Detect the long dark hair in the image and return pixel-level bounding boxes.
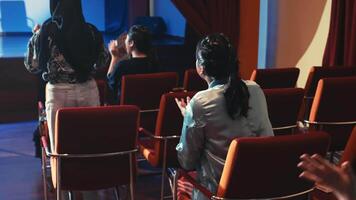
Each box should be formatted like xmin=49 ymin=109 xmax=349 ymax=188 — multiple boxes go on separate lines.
xmin=127 ymin=25 xmax=158 ymax=68
xmin=196 ymin=33 xmax=250 ymax=119
xmin=40 ymin=0 xmax=100 ymax=82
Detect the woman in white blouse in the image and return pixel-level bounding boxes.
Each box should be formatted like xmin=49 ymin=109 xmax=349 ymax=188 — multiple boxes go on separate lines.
xmin=175 ymin=33 xmax=274 ymax=200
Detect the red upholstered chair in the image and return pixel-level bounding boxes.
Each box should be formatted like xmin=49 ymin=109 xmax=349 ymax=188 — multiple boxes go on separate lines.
xmin=180 ymin=132 xmax=330 ymax=200
xmin=311 ymin=126 xmax=356 ymax=200
xmin=250 ymin=67 xmax=300 ymax=89
xmin=120 ymin=72 xmax=178 ymax=133
xmin=182 ymin=69 xmax=207 ymax=92
xmin=300 ymin=66 xmax=356 ymax=120
xmin=95 ymin=79 xmax=108 ymax=106
xmin=263 ymin=88 xmax=304 ymax=135
xmin=40 ymin=106 xmax=140 ymax=200
xmin=305 ymin=77 xmax=356 ymax=157
xmin=138 ymin=91 xmax=196 ymax=200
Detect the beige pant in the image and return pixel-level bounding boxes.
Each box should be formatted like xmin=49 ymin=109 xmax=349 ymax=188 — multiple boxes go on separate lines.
xmin=45 ymin=79 xmax=100 ymax=152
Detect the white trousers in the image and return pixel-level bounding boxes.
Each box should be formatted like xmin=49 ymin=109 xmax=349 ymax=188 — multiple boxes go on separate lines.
xmin=45 ymin=79 xmax=100 ymax=152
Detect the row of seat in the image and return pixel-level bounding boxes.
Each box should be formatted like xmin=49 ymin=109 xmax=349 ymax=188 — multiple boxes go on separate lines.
xmin=39 ymin=66 xmax=356 ymax=199
xmin=38 ymin=102 xmax=356 ymax=200
xmin=96 ymin=69 xmax=356 ymax=199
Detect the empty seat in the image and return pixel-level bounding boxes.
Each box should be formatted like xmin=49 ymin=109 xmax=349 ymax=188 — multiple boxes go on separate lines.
xmin=300 ymin=66 xmax=356 ymax=120
xmin=138 ymin=91 xmax=196 ymax=200
xmin=263 ymin=88 xmax=304 ymax=135
xmin=41 ymin=106 xmax=139 ymax=200
xmin=305 ymin=76 xmax=356 ymax=154
xmin=250 ymin=67 xmax=300 ymax=89
xmin=121 ymin=72 xmax=179 ymax=132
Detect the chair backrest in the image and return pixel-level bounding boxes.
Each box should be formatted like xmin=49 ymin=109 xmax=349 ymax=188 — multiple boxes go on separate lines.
xmin=54 ymin=105 xmax=139 ymax=190
xmin=309 ymin=77 xmax=356 ymax=151
xmin=120 ymin=72 xmax=178 ymax=132
xmin=304 ymin=66 xmax=356 ymax=98
xmin=149 ymin=91 xmax=196 ymax=167
xmin=250 ymin=67 xmax=300 ymax=89
xmin=341 ymin=126 xmax=356 ymax=171
xmin=217 ymin=132 xmax=330 ymax=199
xmin=263 ymin=88 xmax=304 ymax=135
xmin=183 ymin=69 xmax=207 ymax=91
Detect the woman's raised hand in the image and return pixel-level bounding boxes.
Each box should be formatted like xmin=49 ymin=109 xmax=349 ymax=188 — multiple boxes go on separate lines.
xmin=175 ymin=96 xmax=191 ymax=117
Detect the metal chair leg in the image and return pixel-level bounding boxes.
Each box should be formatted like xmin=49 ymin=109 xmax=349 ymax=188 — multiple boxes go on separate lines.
xmin=114 ymin=186 xmax=120 ymax=200
xmin=41 ymin=148 xmax=48 ymax=200
xmin=173 ymin=169 xmax=179 ymax=200
xmin=68 ymin=191 xmax=74 ymax=200
xmin=160 ymin=139 xmax=168 ymax=200
xmin=56 ymin=158 xmax=62 ymax=200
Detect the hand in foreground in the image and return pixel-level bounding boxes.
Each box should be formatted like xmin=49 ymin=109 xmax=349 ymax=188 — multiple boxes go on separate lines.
xmin=175 ymin=97 xmax=191 ymax=117
xmin=298 ymin=154 xmax=356 ymax=200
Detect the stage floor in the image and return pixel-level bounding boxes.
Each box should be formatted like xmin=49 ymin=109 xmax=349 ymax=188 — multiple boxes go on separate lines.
xmin=0 ymin=34 xmax=184 ymax=58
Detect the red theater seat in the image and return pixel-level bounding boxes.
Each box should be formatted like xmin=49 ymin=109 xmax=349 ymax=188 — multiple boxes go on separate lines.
xmin=40 ymin=106 xmax=139 ymax=200
xmin=182 ymin=69 xmax=207 ymax=92
xmin=263 ymin=88 xmax=304 ymax=135
xmin=180 ymin=132 xmax=330 ymax=200
xmin=120 ymin=72 xmax=178 ymax=132
xmin=300 ymin=66 xmax=356 ymax=120
xmin=250 ymin=67 xmax=300 ymax=89
xmin=138 ymin=91 xmax=196 ymax=200
xmin=305 ymin=77 xmax=356 ymax=154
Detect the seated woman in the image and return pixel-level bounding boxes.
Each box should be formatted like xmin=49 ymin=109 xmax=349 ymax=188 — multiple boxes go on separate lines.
xmin=175 ymin=34 xmax=274 ymax=200
xmin=107 ymin=25 xmax=159 ymax=104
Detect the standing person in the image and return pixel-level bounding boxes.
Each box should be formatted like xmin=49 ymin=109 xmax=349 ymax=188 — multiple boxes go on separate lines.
xmin=107 ymin=25 xmax=159 ymax=104
xmin=24 ymin=0 xmax=109 ymax=152
xmin=175 ymin=34 xmax=274 ymax=200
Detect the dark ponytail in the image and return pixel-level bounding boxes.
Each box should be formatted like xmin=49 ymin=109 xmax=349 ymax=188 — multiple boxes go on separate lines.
xmin=196 ymin=34 xmax=250 ymax=119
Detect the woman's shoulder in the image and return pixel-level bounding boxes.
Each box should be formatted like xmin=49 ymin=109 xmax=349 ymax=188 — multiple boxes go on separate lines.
xmin=243 ymin=80 xmax=264 ymax=95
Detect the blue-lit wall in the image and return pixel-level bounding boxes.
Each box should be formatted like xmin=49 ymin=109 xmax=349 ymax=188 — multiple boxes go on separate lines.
xmin=154 ymin=0 xmax=185 ymax=37
xmin=0 ymin=0 xmax=105 ymax=33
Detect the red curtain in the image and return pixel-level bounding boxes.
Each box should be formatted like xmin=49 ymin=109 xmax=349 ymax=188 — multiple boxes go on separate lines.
xmin=171 ymin=0 xmax=240 ymax=46
xmin=323 ymin=0 xmax=356 ymax=66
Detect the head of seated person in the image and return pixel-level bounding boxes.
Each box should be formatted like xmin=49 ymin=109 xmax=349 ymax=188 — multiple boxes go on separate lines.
xmin=106 ymin=25 xmax=158 ymax=104
xmin=195 ymin=33 xmax=249 ymax=119
xmin=125 ymin=25 xmax=152 ymax=58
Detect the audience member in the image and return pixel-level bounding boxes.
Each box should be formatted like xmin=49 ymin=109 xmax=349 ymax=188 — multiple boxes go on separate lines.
xmin=175 ymin=33 xmax=273 ymax=200
xmin=299 ymin=154 xmax=356 ymax=200
xmin=107 ymin=25 xmax=159 ymax=104
xmin=24 ymin=0 xmax=109 ymax=152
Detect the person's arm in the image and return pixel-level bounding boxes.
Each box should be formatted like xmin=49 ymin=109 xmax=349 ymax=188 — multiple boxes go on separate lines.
xmin=107 ymin=40 xmax=121 ymax=76
xmin=298 ymin=154 xmax=356 ymax=200
xmin=176 ymin=98 xmax=206 ymax=170
xmin=24 ymin=24 xmax=42 ymax=74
